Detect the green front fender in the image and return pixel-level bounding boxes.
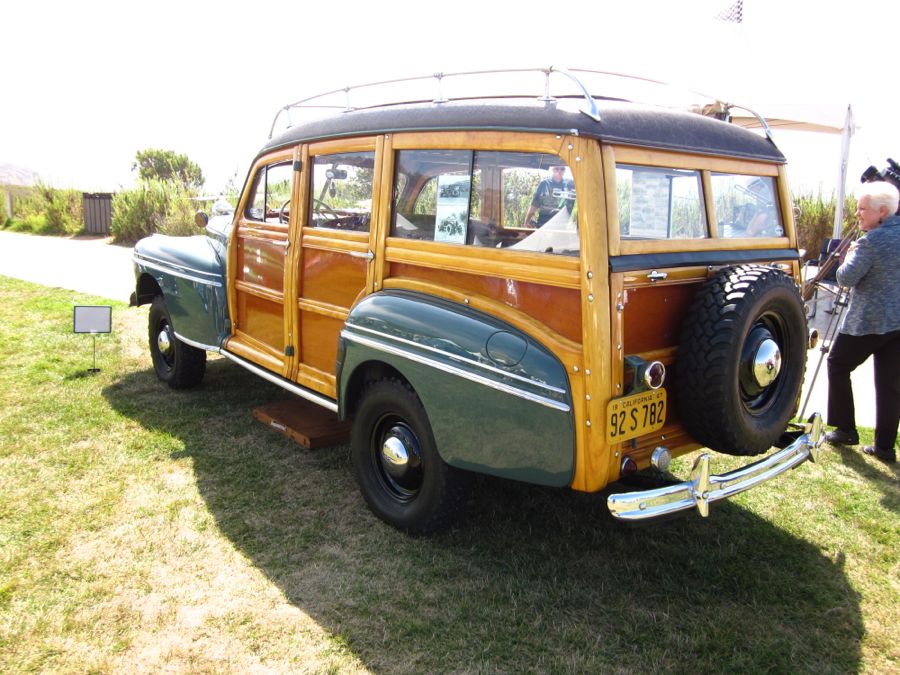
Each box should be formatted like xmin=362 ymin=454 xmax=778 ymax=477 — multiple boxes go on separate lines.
xmin=338 ymin=290 xmax=575 ymax=487
xmin=132 ymin=233 xmax=230 ymax=348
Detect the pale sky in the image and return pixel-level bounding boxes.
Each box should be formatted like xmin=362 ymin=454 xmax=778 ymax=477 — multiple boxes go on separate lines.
xmin=2 ymin=0 xmax=896 ymax=196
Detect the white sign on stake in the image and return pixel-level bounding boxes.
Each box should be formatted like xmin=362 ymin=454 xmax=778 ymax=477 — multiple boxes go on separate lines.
xmin=73 ymin=305 xmax=112 ymax=334
xmin=73 ymin=305 xmax=112 ymax=372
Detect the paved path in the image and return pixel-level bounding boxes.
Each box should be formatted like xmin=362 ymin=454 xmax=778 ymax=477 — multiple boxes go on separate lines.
xmin=0 ymin=230 xmax=135 ymax=302
xmin=0 ymin=229 xmax=876 ymax=427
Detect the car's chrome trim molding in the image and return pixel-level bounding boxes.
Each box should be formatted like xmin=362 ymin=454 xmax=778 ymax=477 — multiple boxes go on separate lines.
xmin=607 ymin=414 xmax=824 ymax=521
xmin=346 ymin=323 xmax=567 ymax=395
xmin=219 ymin=350 xmax=339 ymax=413
xmin=133 ymin=253 xmax=223 ymax=288
xmin=172 ymin=331 xmax=219 ymax=352
xmin=341 ymin=329 xmax=570 ymax=413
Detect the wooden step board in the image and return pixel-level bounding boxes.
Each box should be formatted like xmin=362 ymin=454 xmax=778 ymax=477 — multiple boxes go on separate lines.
xmin=253 ymin=399 xmax=351 ymax=449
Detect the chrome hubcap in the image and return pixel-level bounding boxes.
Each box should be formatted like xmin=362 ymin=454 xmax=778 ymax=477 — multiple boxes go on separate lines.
xmin=374 ymin=421 xmax=423 ymax=501
xmin=752 ymin=338 xmax=782 ymax=387
xmin=739 ymin=317 xmax=790 ymax=413
xmin=381 ymin=434 xmax=411 ymax=479
xmin=156 ymin=328 xmax=173 ymax=356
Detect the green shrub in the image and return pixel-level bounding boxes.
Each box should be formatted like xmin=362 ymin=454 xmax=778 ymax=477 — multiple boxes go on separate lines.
xmin=111 ymin=179 xmax=197 ymax=244
xmin=793 ymin=191 xmax=857 ymax=262
xmin=6 ymin=214 xmax=51 ymax=234
xmin=9 ymin=184 xmax=82 ymax=235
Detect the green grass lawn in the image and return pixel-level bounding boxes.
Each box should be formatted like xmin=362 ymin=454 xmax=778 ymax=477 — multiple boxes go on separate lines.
xmin=0 ymin=275 xmax=897 ymax=673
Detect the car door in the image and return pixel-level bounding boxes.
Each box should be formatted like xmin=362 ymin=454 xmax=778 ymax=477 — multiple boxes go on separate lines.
xmin=287 ymin=138 xmax=384 ymax=397
xmin=225 ymin=149 xmax=298 ymax=376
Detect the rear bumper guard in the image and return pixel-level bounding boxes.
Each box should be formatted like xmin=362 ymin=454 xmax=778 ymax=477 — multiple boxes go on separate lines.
xmin=607 ymin=414 xmax=824 ymax=521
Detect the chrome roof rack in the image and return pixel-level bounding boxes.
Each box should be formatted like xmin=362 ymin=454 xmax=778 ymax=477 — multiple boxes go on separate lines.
xmin=268 ymin=66 xmax=773 ymax=142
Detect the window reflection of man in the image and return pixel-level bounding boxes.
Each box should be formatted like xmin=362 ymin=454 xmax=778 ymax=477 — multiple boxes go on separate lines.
xmin=524 ymin=166 xmax=573 ymax=227
xmin=745 ymin=178 xmax=781 ymax=237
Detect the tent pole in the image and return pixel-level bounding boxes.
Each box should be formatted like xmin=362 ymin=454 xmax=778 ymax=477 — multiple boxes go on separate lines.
xmin=833 ymin=105 xmax=854 ymax=239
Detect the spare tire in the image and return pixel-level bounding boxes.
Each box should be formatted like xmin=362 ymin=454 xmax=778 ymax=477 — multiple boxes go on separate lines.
xmin=675 ymin=265 xmax=807 ymax=456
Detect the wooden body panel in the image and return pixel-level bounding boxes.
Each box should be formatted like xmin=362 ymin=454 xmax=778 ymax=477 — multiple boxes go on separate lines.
xmin=235 ymin=292 xmax=284 ymax=352
xmin=236 ymin=237 xmax=287 ymax=291
xmin=301 ymin=248 xmax=368 ymax=309
xmin=388 ymin=263 xmax=582 ymax=343
xmin=621 ymin=278 xmax=703 ymax=354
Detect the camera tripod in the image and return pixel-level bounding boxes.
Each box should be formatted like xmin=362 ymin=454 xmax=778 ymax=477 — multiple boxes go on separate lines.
xmin=799 ymin=281 xmax=851 ymax=420
xmin=798 ymin=229 xmax=858 ymax=420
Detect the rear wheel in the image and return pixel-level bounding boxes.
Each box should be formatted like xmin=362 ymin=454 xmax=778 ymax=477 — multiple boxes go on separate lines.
xmin=148 ymin=296 xmax=206 ymax=389
xmin=351 ymin=378 xmax=471 ymax=535
xmin=675 ymin=265 xmax=807 ymax=455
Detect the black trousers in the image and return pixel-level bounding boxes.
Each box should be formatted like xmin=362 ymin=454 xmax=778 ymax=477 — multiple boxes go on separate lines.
xmin=827 ymin=329 xmax=900 ymax=449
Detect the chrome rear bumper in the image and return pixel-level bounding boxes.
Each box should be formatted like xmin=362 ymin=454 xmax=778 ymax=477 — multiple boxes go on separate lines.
xmin=607 ymin=414 xmax=823 ymax=521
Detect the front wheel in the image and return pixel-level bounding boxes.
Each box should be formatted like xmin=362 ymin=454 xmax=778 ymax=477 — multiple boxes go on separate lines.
xmin=148 ymin=296 xmax=207 ymax=389
xmin=351 ymin=378 xmax=471 ymax=535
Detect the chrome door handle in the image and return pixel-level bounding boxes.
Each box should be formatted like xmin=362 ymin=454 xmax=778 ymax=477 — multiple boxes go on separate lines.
xmin=647 ymin=270 xmax=668 ymax=282
xmin=350 ymin=249 xmax=375 ymax=262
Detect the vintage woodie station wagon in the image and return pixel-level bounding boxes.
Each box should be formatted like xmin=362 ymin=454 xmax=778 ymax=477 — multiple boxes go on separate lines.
xmin=131 ymin=68 xmax=823 ymax=534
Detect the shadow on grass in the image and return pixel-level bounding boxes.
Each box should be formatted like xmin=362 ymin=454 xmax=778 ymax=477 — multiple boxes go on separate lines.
xmin=104 ymin=360 xmax=864 ymax=673
xmin=830 ymin=444 xmax=899 ymax=514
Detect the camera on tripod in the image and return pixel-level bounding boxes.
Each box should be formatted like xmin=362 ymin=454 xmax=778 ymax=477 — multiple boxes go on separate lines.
xmin=860 ymin=158 xmax=900 ymax=188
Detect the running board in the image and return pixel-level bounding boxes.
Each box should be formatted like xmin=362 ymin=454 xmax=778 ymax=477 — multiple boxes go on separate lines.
xmin=219 ymin=349 xmax=339 ymax=413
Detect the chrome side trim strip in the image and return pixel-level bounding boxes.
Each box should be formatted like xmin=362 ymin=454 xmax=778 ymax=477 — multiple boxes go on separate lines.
xmin=219 ymin=350 xmax=339 ymax=413
xmin=346 ymin=323 xmax=566 ymax=395
xmin=133 ymin=254 xmax=223 ymax=288
xmin=173 ymin=331 xmax=219 ymax=352
xmin=607 ymin=414 xmax=824 ymax=521
xmin=341 ymin=329 xmax=570 ymax=413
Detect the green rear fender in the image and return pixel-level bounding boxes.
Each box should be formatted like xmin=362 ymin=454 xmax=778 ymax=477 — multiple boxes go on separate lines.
xmin=338 ymin=290 xmax=575 ymax=487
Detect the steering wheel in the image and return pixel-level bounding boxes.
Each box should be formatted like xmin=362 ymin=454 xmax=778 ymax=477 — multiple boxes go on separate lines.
xmin=313 ymin=198 xmax=341 ymax=219
xmin=278 ymin=199 xmax=291 ymax=224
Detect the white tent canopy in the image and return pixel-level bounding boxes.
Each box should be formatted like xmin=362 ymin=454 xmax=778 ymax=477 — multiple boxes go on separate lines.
xmin=727 ymin=103 xmax=854 ymax=239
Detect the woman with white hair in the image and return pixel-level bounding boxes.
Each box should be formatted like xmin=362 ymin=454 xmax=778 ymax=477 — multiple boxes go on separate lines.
xmin=824 ymin=180 xmax=900 ymax=463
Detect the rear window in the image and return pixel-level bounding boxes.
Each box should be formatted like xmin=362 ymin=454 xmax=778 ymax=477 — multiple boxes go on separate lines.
xmin=711 ymin=174 xmax=783 ymax=238
xmin=616 ymin=165 xmax=707 ymax=239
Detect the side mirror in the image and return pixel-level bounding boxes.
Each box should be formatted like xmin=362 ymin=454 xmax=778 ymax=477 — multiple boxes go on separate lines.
xmin=195 ymin=211 xmax=209 ymax=228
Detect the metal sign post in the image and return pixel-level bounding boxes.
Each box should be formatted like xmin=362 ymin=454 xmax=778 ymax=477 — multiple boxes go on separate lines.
xmin=73 ymin=306 xmax=112 ymax=372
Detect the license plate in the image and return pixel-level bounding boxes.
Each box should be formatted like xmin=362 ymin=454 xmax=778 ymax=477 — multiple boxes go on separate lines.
xmin=606 ymin=389 xmax=667 ymax=444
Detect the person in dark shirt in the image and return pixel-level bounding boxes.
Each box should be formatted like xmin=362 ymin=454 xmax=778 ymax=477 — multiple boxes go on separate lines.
xmin=523 ymin=165 xmax=573 ymax=227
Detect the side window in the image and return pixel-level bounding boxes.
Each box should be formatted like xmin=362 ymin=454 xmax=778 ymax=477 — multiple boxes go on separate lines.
xmin=393 ymin=150 xmax=471 ymax=241
xmin=243 ymin=161 xmax=293 ymax=224
xmin=502 ymin=166 xmax=544 ymax=227
xmin=391 ymin=150 xmax=578 ymax=256
xmin=309 ymin=151 xmax=376 ymax=231
xmin=712 ymin=174 xmax=783 ymax=238
xmin=616 ymin=165 xmax=706 ymax=239
xmin=246 ymin=171 xmax=265 ymax=221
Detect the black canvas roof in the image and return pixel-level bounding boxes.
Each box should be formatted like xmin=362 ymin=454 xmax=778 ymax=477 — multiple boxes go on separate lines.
xmin=260 ymin=98 xmax=785 ymax=164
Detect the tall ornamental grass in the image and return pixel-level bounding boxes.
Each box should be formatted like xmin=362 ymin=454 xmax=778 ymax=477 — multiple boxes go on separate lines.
xmin=3 ymin=184 xmax=83 ymax=235
xmin=793 ymin=191 xmax=857 ymax=261
xmin=110 ymin=179 xmax=197 ymax=244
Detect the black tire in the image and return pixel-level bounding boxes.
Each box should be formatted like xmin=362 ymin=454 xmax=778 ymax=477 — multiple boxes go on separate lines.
xmin=148 ymin=295 xmax=207 ymax=389
xmin=351 ymin=378 xmax=472 ymax=535
xmin=675 ymin=265 xmax=807 ymax=455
